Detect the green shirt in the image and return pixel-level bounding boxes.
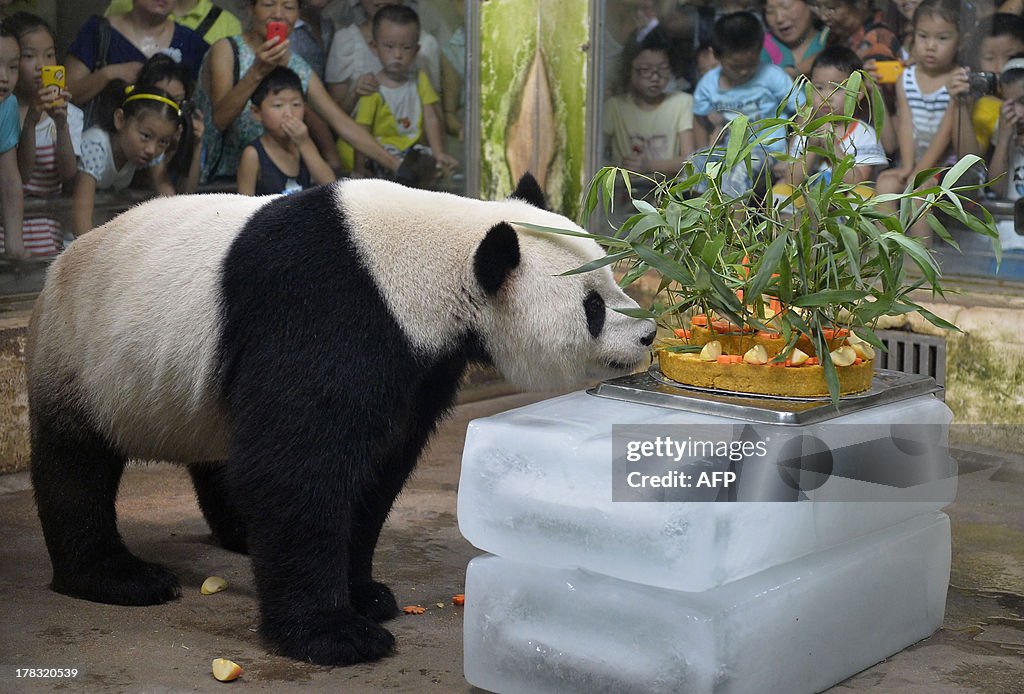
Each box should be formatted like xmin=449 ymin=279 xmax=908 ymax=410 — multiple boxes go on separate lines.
xmin=105 ymin=0 xmax=242 ymax=46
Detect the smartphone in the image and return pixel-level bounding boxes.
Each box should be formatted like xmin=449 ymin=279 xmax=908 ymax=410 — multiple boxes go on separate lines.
xmin=873 ymin=60 xmax=903 ymax=85
xmin=266 ymin=21 xmax=288 ymax=44
xmin=41 ymin=65 xmax=65 ymax=90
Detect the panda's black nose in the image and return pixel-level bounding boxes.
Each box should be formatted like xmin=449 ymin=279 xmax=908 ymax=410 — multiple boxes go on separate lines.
xmin=640 ymin=329 xmax=657 ymax=347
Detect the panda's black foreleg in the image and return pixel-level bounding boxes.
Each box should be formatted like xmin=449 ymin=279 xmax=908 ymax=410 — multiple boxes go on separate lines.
xmin=228 ymin=440 xmax=396 ymax=666
xmin=30 ymin=406 xmax=181 ymax=605
xmin=347 ymin=457 xmax=417 ymax=623
xmin=188 ymin=462 xmax=249 ymax=553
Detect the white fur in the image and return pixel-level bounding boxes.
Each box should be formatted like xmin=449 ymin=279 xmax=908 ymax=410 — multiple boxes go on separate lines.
xmin=336 ymin=179 xmax=653 ymax=389
xmin=30 ymin=194 xmax=268 ymax=462
xmin=29 ymin=182 xmax=653 ymax=463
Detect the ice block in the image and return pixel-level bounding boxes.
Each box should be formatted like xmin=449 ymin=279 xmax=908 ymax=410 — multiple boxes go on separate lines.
xmin=464 ymin=512 xmax=951 ymax=694
xmin=457 ymin=391 xmax=954 ymax=592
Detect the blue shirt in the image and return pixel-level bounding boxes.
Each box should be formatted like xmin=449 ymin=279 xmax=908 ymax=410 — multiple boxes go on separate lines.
xmin=0 ymin=96 xmax=20 ymax=154
xmin=693 ymin=63 xmax=800 ymax=153
xmin=68 ymin=15 xmax=208 ymax=81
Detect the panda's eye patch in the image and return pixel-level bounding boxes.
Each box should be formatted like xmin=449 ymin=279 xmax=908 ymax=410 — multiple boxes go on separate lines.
xmin=584 ymin=290 xmax=606 ymax=338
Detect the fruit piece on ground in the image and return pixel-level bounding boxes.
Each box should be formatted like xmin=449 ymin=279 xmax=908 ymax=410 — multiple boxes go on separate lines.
xmin=830 ymin=345 xmax=857 ymax=367
xmin=743 ymin=344 xmax=769 ymax=365
xmin=699 ymin=340 xmax=722 ymax=361
xmin=201 ymin=576 xmax=228 ymax=595
xmin=789 ymin=348 xmax=810 ymax=366
xmin=212 ymin=658 xmax=242 ymax=682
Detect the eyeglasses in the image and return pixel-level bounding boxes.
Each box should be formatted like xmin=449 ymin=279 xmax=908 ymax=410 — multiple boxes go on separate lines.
xmin=633 ymin=65 xmax=672 ymax=79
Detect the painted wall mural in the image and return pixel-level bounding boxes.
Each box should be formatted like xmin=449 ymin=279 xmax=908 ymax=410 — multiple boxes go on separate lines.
xmin=479 ymin=0 xmax=590 ymax=217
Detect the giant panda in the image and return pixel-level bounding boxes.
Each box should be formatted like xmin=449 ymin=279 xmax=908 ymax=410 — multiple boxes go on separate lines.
xmin=26 ymin=174 xmax=656 ymax=666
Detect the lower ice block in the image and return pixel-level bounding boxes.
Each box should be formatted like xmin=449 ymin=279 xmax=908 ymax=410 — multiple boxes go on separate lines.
xmin=464 ymin=512 xmax=950 ymax=694
xmin=458 ymin=391 xmax=954 ymax=592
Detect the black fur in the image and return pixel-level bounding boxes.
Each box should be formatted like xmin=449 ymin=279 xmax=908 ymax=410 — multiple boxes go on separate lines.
xmin=29 ymin=380 xmax=181 ymax=606
xmin=510 ymin=172 xmax=547 ymax=209
xmin=584 ymin=290 xmax=606 ymax=338
xmin=474 ymin=222 xmax=520 ymax=296
xmin=210 ymin=185 xmax=483 ymax=664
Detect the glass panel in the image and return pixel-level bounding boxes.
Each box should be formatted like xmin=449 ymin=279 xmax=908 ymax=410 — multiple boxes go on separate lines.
xmin=591 ymin=0 xmax=1019 ymax=286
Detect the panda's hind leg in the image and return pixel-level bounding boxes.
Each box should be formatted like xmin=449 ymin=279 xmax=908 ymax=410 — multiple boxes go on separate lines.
xmin=188 ymin=463 xmax=249 ymax=553
xmin=30 ymin=399 xmax=181 ymax=605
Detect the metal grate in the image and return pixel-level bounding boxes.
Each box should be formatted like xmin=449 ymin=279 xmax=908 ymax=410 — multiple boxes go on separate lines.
xmin=875 ymin=330 xmax=947 ymax=390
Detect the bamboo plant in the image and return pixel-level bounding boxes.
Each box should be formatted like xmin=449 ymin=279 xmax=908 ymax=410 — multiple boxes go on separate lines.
xmin=522 ymin=72 xmax=1000 ymax=403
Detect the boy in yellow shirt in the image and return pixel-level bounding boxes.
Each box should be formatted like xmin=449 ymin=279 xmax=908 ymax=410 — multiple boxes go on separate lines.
xmin=353 ymin=4 xmax=456 ymax=185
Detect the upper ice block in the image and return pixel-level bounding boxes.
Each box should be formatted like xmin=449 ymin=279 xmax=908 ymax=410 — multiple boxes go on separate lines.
xmin=458 ymin=387 xmax=954 ymax=592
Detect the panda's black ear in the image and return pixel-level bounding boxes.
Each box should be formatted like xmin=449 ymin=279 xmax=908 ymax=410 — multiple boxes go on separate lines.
xmin=510 ymin=173 xmax=547 ymax=210
xmin=474 ymin=222 xmax=521 ymax=296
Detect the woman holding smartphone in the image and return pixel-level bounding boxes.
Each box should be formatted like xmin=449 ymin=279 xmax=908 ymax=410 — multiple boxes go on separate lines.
xmin=197 ymin=0 xmax=399 ymax=183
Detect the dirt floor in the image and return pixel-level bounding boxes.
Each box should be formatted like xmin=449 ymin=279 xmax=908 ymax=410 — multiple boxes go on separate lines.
xmin=0 ymin=388 xmax=1022 ymax=693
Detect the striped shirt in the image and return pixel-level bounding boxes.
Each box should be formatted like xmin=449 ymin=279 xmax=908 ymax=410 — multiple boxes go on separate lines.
xmin=0 ymin=106 xmax=83 ymax=257
xmin=902 ymin=64 xmax=953 ymax=164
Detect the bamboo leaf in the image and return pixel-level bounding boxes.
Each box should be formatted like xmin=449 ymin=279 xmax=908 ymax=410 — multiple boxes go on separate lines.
xmin=632 ymin=242 xmax=696 ymax=286
xmin=792 ymin=290 xmax=868 ymax=307
xmin=614 ymin=306 xmax=659 ymax=319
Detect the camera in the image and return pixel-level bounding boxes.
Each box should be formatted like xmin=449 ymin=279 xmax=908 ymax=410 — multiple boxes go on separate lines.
xmin=966 ymin=71 xmax=998 ymax=97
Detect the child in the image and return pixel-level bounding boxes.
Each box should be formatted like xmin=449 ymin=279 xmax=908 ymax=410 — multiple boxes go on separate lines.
xmin=693 ymin=11 xmax=798 ymax=151
xmin=353 ymin=5 xmax=456 ymax=181
xmin=326 ymin=0 xmax=441 ymax=114
xmin=946 ymin=13 xmax=1024 ymax=160
xmin=237 ymin=67 xmax=334 ymax=195
xmin=603 ymin=32 xmax=695 ymax=176
xmin=0 ymin=17 xmax=25 ymax=258
xmin=986 ymin=56 xmax=1024 ymax=250
xmin=692 ymin=11 xmax=799 ymax=194
xmin=4 ymin=13 xmax=82 ymax=257
xmin=72 ymin=84 xmax=191 ymax=236
xmin=876 ymin=0 xmax=962 ymax=196
xmin=775 ymin=46 xmax=887 ymax=186
xmin=134 ymin=53 xmax=203 ymax=193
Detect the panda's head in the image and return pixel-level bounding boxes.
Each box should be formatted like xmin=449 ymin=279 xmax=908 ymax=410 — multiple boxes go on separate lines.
xmin=470 ymin=174 xmax=657 ymax=390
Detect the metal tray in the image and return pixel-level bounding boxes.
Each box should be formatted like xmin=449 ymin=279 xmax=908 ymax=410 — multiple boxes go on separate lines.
xmin=587 ymin=367 xmax=942 ymax=425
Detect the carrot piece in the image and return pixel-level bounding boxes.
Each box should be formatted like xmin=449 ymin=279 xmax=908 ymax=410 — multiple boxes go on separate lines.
xmin=402 ymin=605 xmax=426 ymax=615
xmin=712 ymin=320 xmax=732 ymax=333
xmin=674 ymin=328 xmax=692 ymax=339
xmin=806 ymin=357 xmax=819 ymax=365
xmin=756 ymin=331 xmax=781 ymax=339
xmin=452 ymin=594 xmax=465 ymax=606
xmin=769 ymin=298 xmax=782 ymax=314
xmin=853 ymin=357 xmax=863 ymax=365
xmin=716 ymin=354 xmax=743 ymax=364
xmin=822 ymin=328 xmax=850 ymax=341
xmin=691 ymin=314 xmax=708 ymax=326
xmin=736 ymin=288 xmax=744 ymax=303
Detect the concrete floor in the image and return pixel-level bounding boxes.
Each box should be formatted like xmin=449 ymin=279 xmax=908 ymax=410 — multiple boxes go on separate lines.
xmin=0 ymin=389 xmax=1022 ymax=694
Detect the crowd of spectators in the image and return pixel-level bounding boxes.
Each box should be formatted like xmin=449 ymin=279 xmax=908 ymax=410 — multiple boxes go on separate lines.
xmin=0 ymin=0 xmax=466 ymax=259
xmin=603 ymin=0 xmax=1024 ymax=247
xmin=3 ymin=1 xmax=1024 ymax=259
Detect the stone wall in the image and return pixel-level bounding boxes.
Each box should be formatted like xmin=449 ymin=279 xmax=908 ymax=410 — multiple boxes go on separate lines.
xmin=0 ymin=315 xmax=29 ymax=476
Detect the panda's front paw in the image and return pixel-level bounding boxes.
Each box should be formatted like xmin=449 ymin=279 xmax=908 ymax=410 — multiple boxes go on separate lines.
xmin=265 ymin=610 xmax=395 ymax=666
xmin=51 ymin=553 xmax=181 ymax=606
xmin=350 ymin=580 xmax=400 ymax=622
